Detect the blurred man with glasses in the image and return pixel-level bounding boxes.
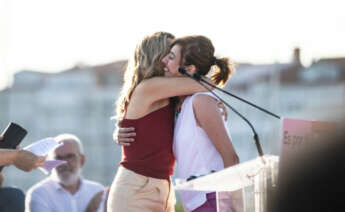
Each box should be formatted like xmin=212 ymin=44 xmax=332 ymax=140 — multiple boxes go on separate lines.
xmin=25 ymin=134 xmax=107 ymax=212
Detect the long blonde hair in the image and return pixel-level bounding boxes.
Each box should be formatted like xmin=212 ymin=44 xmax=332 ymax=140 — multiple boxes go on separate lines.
xmin=115 ymin=32 xmax=175 ymax=119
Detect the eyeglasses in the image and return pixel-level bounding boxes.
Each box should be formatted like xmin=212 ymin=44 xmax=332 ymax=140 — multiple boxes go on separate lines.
xmin=54 ymin=153 xmax=80 ymax=161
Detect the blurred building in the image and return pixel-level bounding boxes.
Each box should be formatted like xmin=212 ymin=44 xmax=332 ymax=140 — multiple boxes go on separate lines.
xmin=0 ymin=49 xmax=344 ymax=192
xmin=224 ymin=48 xmax=345 ymax=161
xmin=0 ymin=61 xmax=127 ymax=191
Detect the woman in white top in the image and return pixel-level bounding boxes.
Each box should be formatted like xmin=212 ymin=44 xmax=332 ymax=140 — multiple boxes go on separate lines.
xmin=116 ymin=35 xmax=239 ymax=212
xmin=163 ymin=35 xmax=239 ymax=212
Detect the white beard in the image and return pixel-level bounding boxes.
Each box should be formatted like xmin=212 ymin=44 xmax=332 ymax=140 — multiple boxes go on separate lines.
xmin=52 ymin=167 xmax=81 ymax=186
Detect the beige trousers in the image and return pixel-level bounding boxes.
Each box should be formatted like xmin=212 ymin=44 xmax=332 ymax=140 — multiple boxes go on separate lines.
xmin=107 ymin=166 xmax=176 ymax=212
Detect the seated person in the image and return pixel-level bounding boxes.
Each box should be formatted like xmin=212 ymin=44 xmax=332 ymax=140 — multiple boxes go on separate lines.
xmin=25 ymin=134 xmax=107 ymax=212
xmin=0 ymin=176 xmax=25 ymax=212
xmin=0 ymin=171 xmax=25 ymax=212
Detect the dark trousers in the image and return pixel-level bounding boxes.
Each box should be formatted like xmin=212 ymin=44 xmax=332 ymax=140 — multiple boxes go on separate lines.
xmin=0 ymin=187 xmax=25 ymax=212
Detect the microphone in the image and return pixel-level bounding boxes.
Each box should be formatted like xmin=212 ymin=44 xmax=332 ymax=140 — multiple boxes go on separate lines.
xmin=179 ymin=68 xmax=280 ymax=119
xmin=178 ymin=68 xmax=190 ymax=76
xmin=181 ymin=68 xmax=280 ymax=120
xmin=178 ymin=67 xmax=265 ymax=158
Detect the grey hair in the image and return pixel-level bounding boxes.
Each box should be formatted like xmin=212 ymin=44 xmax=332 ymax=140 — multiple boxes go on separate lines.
xmin=54 ymin=133 xmax=84 ymax=154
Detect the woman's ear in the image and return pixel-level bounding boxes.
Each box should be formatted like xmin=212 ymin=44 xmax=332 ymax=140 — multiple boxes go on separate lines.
xmin=185 ymin=65 xmax=197 ymax=75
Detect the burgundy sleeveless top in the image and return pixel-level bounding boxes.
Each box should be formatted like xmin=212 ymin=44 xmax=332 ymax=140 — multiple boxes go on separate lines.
xmin=119 ymin=104 xmax=175 ymax=179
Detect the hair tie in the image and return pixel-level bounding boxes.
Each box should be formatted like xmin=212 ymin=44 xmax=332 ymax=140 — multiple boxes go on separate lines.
xmin=212 ymin=56 xmax=217 ymax=65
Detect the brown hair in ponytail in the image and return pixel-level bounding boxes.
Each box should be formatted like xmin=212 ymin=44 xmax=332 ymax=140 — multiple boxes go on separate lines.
xmin=171 ymin=35 xmax=235 ymax=87
xmin=212 ymin=57 xmax=235 ymax=87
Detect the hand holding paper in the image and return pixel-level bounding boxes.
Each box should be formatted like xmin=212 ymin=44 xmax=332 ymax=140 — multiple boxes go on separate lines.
xmin=24 ymin=137 xmax=66 ymax=174
xmin=12 ymin=150 xmax=46 ymax=172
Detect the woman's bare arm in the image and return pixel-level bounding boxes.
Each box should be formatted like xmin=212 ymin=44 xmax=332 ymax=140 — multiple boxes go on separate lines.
xmin=193 ymin=94 xmax=239 ymax=168
xmin=136 ymin=76 xmax=212 ymax=105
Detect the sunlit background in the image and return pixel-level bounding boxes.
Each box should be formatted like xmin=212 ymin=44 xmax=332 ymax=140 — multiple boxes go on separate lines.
xmin=1 ymin=0 xmax=345 ymax=89
xmin=1 ymin=0 xmax=344 ymax=211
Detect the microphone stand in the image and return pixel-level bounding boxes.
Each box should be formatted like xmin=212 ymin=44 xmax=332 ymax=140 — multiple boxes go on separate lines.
xmin=193 ymin=73 xmax=281 ymax=120
xmin=179 ymin=68 xmax=265 ymax=159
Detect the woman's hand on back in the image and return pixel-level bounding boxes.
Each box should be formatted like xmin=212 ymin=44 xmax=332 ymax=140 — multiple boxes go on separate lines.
xmin=113 ymin=125 xmax=136 ymax=146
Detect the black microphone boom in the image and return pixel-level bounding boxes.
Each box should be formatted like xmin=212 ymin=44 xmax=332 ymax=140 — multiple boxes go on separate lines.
xmin=195 ymin=73 xmax=280 ymax=119
xmin=178 ymin=67 xmax=188 ymax=75
xmin=179 ymin=68 xmax=280 ymax=119
xmin=178 ymin=68 xmax=265 ymax=158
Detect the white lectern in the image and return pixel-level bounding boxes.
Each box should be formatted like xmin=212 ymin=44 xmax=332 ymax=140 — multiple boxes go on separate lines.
xmin=175 ymin=154 xmax=279 ymax=212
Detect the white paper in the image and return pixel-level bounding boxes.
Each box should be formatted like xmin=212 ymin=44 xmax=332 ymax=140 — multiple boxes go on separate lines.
xmin=24 ymin=137 xmax=66 ymax=174
xmin=24 ymin=137 xmax=63 ymax=156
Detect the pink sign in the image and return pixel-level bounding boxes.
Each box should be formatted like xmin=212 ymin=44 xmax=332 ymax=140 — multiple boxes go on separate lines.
xmin=280 ymin=118 xmax=336 ymax=165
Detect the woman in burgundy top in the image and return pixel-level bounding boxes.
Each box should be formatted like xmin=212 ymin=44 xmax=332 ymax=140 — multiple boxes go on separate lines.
xmin=107 ymin=32 xmax=210 ymax=212
xmin=115 ymin=35 xmax=240 ymax=212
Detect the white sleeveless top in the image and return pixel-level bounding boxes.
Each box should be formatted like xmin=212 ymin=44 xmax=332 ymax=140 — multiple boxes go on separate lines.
xmin=173 ymin=92 xmax=231 ymax=211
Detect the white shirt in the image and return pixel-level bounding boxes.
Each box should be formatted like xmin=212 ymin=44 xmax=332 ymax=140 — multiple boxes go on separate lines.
xmin=174 ymin=92 xmax=230 ymax=212
xmin=25 ymin=176 xmax=105 ymax=212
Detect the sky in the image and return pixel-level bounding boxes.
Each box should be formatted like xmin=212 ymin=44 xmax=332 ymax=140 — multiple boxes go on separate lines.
xmin=1 ymin=0 xmax=345 ymax=89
